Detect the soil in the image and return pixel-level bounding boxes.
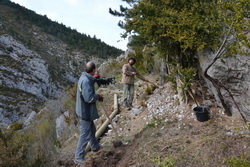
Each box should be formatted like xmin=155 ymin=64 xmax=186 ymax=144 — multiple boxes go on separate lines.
xmin=57 ymin=79 xmax=250 ymax=167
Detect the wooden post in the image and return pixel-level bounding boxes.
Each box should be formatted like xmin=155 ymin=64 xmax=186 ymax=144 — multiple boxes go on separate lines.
xmin=85 ymin=94 xmax=119 ymax=152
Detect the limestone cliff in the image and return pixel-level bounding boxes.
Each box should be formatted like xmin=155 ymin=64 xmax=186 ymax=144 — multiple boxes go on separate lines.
xmin=198 ymin=49 xmax=250 ymax=122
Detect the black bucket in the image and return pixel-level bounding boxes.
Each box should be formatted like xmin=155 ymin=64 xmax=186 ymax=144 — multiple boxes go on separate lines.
xmin=193 ymin=106 xmax=210 ymax=122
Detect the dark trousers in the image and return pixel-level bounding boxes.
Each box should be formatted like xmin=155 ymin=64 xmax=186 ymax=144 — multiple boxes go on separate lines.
xmin=75 ymin=119 xmax=100 ymax=159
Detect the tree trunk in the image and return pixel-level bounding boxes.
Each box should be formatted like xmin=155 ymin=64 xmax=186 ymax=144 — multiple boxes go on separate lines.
xmin=160 ymin=59 xmax=167 ymax=86
xmin=176 ymin=60 xmax=187 ymax=105
xmin=176 ymin=74 xmax=186 ymax=106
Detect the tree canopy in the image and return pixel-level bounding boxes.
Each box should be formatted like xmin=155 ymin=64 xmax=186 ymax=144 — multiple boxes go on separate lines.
xmin=110 ymin=0 xmax=250 ymax=117
xmin=110 ymin=0 xmax=249 ymax=56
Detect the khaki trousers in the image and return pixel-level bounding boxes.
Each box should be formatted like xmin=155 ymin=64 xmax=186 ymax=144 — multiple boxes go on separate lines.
xmin=122 ymin=84 xmax=134 ymax=107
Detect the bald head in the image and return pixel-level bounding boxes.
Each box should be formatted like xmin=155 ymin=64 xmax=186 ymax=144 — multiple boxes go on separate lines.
xmin=85 ymin=61 xmax=96 ymax=74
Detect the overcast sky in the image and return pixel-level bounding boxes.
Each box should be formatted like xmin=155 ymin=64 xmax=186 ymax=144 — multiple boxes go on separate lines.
xmin=10 ymin=0 xmax=128 ymax=51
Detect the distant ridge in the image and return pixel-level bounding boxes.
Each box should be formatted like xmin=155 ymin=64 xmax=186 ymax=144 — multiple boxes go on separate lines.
xmin=0 ymin=0 xmax=124 ymax=58
xmin=0 ymin=0 xmax=125 ymax=126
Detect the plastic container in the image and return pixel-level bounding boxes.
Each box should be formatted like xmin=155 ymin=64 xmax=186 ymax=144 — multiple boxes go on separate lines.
xmin=193 ymin=106 xmax=210 ymax=122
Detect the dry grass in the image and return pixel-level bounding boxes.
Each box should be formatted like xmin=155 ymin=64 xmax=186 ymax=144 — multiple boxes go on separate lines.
xmin=128 ymin=109 xmax=250 ymax=167
xmin=80 ymin=79 xmax=250 ymax=167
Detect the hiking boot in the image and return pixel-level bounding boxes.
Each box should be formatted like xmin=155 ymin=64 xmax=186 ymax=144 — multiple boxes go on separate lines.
xmin=74 ymin=158 xmax=85 ymax=166
xmin=92 ymin=146 xmax=102 ymax=152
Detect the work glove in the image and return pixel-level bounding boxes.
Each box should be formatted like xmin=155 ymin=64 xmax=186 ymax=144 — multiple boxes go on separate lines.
xmin=94 ymin=74 xmax=100 ymax=79
xmin=98 ymin=94 xmax=104 ymax=102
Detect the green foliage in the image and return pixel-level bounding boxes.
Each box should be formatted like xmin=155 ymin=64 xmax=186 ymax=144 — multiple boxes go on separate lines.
xmin=64 ymin=83 xmax=79 ymax=126
xmin=64 ymin=83 xmax=77 ymax=112
xmin=0 ymin=128 xmax=8 ymax=147
xmin=146 ymin=122 xmax=156 ymax=128
xmin=114 ymin=0 xmax=249 ymax=51
xmin=0 ymin=129 xmax=35 ymax=167
xmin=139 ymin=100 xmax=147 ymax=107
xmin=178 ymin=67 xmax=197 ymax=90
xmin=145 ymin=84 xmax=157 ymax=95
xmin=37 ymin=118 xmax=52 ymax=139
xmin=146 ymin=119 xmax=163 ymax=128
xmin=247 ymin=122 xmax=250 ymax=131
xmin=145 ymin=85 xmax=153 ymax=95
xmin=0 ymin=111 xmax=58 ymax=167
xmin=167 ymin=73 xmax=177 ymax=86
xmin=9 ymin=122 xmax=23 ymax=131
xmin=128 ymin=45 xmax=162 ymax=76
xmin=110 ymin=0 xmax=250 ymax=82
xmin=151 ymin=84 xmax=158 ymax=92
xmin=151 ymin=155 xmax=176 ymax=167
xmin=226 ymin=155 xmax=250 ymax=167
xmin=133 ymin=48 xmax=147 ymax=72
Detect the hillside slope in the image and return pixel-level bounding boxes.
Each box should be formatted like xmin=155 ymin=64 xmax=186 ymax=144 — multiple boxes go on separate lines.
xmin=0 ymin=0 xmax=124 ymax=126
xmin=57 ymin=79 xmax=250 ymax=167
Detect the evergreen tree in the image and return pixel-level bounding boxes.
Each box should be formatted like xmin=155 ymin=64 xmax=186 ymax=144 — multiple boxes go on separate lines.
xmin=110 ymin=0 xmax=250 ymax=115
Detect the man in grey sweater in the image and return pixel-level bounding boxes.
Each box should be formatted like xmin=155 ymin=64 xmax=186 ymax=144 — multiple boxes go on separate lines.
xmin=74 ymin=61 xmax=103 ymax=166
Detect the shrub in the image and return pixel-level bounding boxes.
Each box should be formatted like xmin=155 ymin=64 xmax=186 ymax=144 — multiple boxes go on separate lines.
xmin=151 ymin=155 xmax=176 ymax=167
xmin=0 ymin=111 xmax=58 ymax=167
xmin=9 ymin=122 xmax=23 ymax=131
xmin=145 ymin=84 xmax=157 ymax=95
xmin=0 ymin=129 xmax=35 ymax=167
xmin=139 ymin=100 xmax=147 ymax=107
xmin=226 ymin=155 xmax=250 ymax=167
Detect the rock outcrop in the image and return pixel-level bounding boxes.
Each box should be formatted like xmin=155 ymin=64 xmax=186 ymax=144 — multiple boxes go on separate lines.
xmin=198 ymin=49 xmax=250 ymax=121
xmin=0 ymin=34 xmax=91 ymax=126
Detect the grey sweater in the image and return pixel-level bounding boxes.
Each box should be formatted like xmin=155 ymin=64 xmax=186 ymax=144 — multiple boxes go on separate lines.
xmin=75 ymin=72 xmax=100 ymax=121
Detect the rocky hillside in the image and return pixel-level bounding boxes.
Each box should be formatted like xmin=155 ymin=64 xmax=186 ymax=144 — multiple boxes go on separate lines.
xmin=0 ymin=1 xmax=123 ymax=126
xmin=56 ymin=78 xmax=250 ymax=167
xmin=0 ymin=51 xmax=249 ymax=166
xmin=197 ymin=49 xmax=250 ymax=122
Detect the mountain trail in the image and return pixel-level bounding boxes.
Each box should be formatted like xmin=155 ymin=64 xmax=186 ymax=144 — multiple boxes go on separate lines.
xmin=57 ymin=80 xmax=249 ymax=167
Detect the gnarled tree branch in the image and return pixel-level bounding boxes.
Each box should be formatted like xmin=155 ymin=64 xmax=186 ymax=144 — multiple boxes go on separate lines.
xmin=203 ymin=29 xmax=247 ymax=122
